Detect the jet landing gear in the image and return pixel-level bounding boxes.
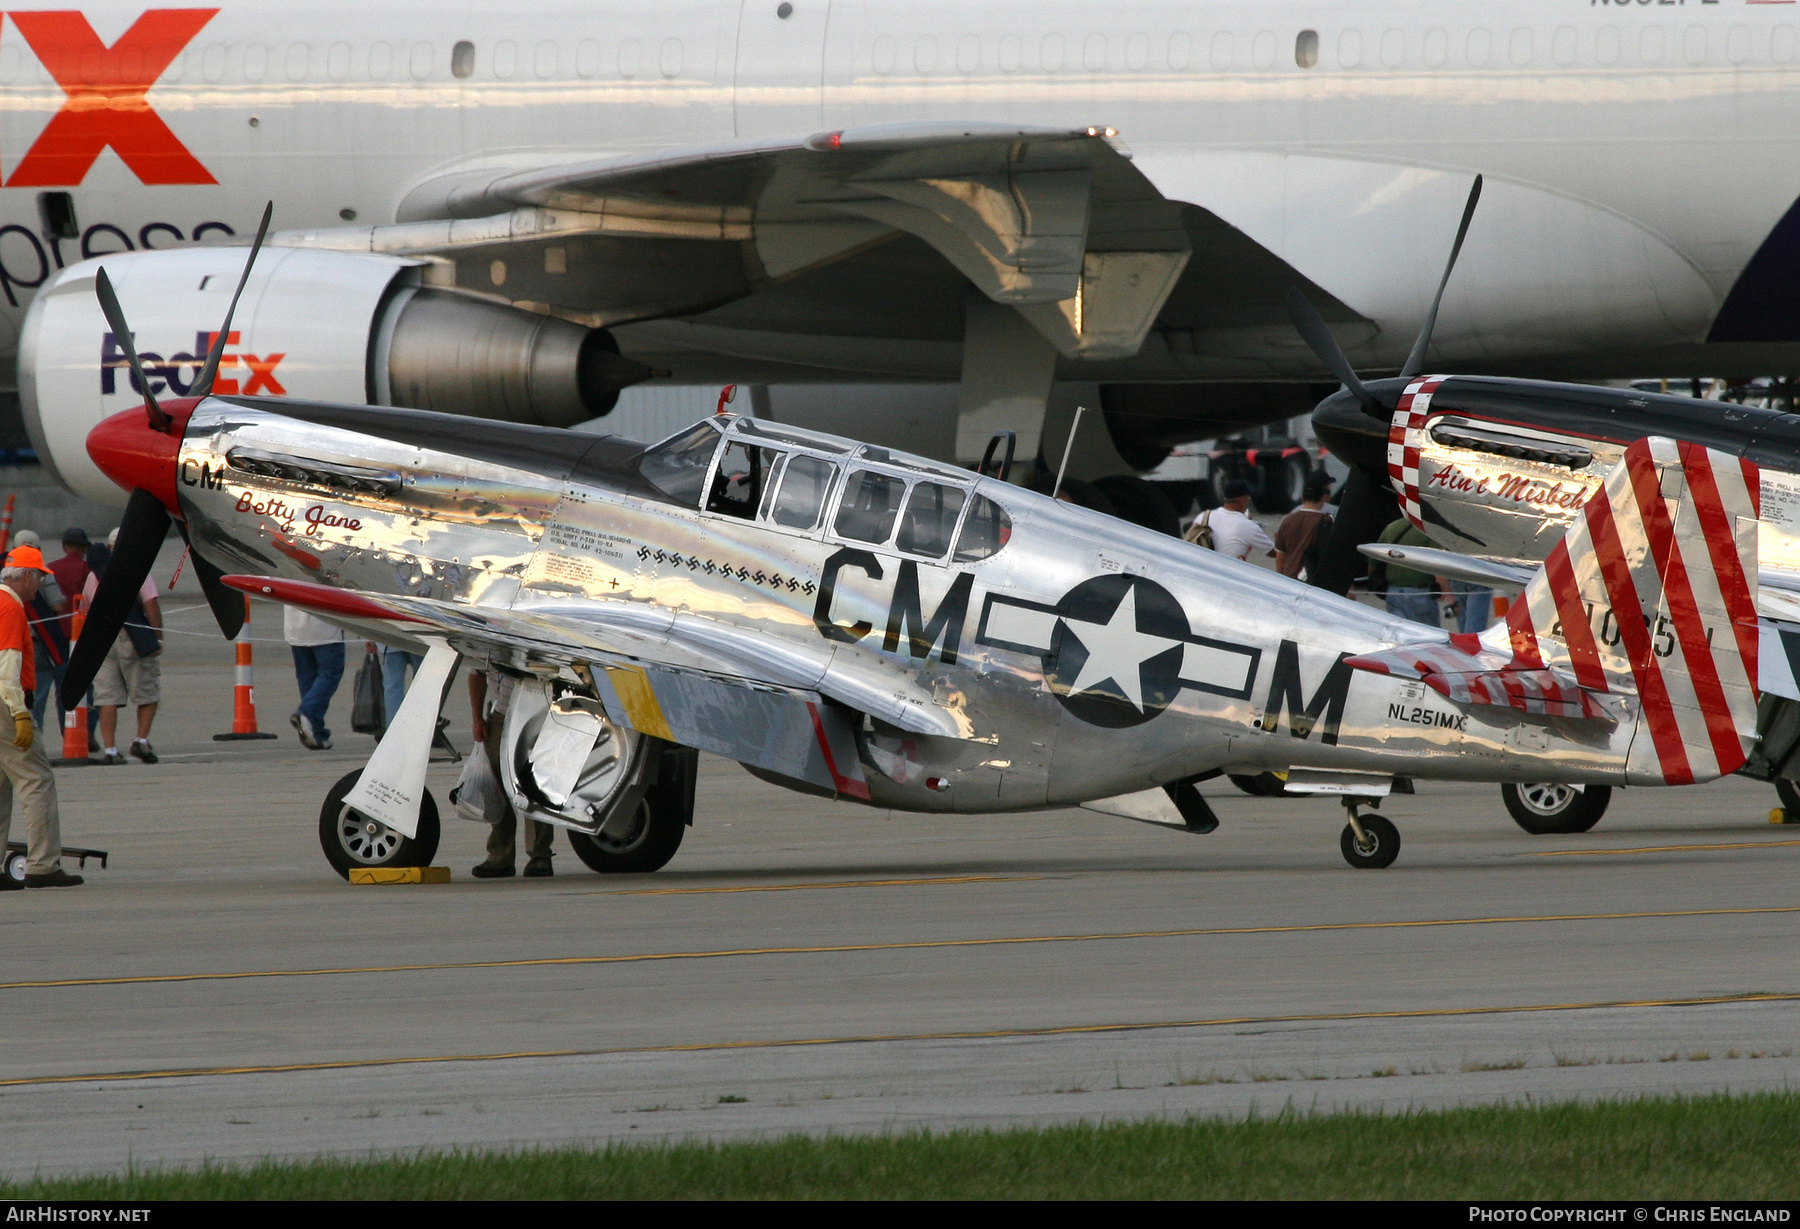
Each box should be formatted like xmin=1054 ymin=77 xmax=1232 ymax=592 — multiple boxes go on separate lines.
xmin=318 ymin=768 xmax=442 ymax=880
xmin=1339 ymin=799 xmax=1400 ymax=869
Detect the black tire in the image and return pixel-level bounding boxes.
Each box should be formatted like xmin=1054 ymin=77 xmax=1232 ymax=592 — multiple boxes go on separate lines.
xmin=1254 ymin=453 xmax=1308 ymax=514
xmin=1229 ymin=771 xmax=1292 ymax=798
xmin=1340 ymin=814 xmax=1401 ymax=869
xmin=1501 ymin=782 xmax=1611 ymax=834
xmin=1092 ymin=475 xmax=1181 ymax=536
xmin=4 ymin=850 xmax=24 ymax=882
xmin=1776 ymin=778 xmax=1800 ymax=818
xmin=318 ymin=768 xmax=441 ymax=880
xmin=565 ymin=746 xmax=696 ymax=873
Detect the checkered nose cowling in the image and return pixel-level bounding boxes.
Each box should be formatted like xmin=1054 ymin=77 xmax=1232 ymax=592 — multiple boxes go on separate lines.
xmin=1386 ymin=376 xmax=1443 ymax=531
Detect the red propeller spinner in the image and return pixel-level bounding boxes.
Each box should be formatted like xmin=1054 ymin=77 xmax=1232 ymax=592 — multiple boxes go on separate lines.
xmin=84 ymin=397 xmax=201 ymax=516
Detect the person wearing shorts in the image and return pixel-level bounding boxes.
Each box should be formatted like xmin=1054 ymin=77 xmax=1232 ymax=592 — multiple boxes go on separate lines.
xmin=92 ymin=636 xmax=161 ymax=765
xmin=83 ymin=539 xmax=163 ymax=765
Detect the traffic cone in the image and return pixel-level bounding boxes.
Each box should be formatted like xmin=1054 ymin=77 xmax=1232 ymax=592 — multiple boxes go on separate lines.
xmin=214 ymin=597 xmax=276 ymax=741
xmin=55 ymin=594 xmax=92 ymax=767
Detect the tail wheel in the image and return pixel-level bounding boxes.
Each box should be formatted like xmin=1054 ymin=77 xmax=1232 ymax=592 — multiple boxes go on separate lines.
xmin=318 ymin=768 xmax=441 ymax=880
xmin=1340 ymin=814 xmax=1401 ymax=869
xmin=565 ymin=746 xmax=697 ymax=874
xmin=1501 ymin=782 xmax=1611 ymax=834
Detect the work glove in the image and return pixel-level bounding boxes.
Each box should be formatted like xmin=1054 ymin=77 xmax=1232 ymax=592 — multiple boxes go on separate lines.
xmin=12 ymin=712 xmax=32 ymax=751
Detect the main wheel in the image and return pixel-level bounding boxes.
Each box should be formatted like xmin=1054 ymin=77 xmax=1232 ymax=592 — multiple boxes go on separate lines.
xmin=564 ymin=747 xmax=696 ymax=874
xmin=318 ymin=768 xmax=441 ymax=880
xmin=1775 ymin=777 xmax=1800 ymax=818
xmin=1255 ymin=453 xmax=1310 ymax=514
xmin=1501 ymin=782 xmax=1611 ymax=834
xmin=1340 ymin=814 xmax=1400 ymax=869
xmin=4 ymin=849 xmax=24 ymax=882
xmin=1229 ymin=771 xmax=1292 ymax=798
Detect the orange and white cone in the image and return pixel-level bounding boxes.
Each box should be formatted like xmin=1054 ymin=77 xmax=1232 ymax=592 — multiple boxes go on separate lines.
xmin=214 ymin=597 xmax=276 ymax=741
xmin=56 ymin=594 xmax=92 ymax=766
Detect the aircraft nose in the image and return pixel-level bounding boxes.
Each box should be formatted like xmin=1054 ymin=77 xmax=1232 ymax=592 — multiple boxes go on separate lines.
xmin=85 ymin=398 xmax=200 ymax=513
xmin=1311 ymin=388 xmax=1390 ymax=469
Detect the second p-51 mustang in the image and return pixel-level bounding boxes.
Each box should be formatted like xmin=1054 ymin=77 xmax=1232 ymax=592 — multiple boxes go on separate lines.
xmin=59 ymin=228 xmax=1765 ymax=878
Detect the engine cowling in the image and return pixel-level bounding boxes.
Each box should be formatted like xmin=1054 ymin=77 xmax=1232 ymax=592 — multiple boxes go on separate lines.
xmin=22 ymin=247 xmax=645 ymax=505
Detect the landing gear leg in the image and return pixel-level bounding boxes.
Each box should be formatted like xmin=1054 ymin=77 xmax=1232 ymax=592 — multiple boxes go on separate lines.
xmin=1339 ymin=798 xmax=1400 ymax=869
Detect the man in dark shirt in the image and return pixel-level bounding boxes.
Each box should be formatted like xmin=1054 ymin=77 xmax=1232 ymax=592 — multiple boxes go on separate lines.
xmin=44 ymin=528 xmax=93 ymax=745
xmin=46 ymin=529 xmax=89 ymax=643
xmin=1272 ymin=473 xmax=1334 ymax=580
xmin=1374 ymin=516 xmax=1445 ymax=627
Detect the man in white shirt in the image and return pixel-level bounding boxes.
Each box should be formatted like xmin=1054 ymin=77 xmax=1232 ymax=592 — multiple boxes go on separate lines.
xmin=284 ymin=606 xmax=345 ymax=750
xmin=1188 ymin=480 xmax=1276 ymax=563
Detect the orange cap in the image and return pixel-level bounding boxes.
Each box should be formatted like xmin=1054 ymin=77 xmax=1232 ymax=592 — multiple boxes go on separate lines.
xmin=5 ymin=545 xmax=53 ymax=574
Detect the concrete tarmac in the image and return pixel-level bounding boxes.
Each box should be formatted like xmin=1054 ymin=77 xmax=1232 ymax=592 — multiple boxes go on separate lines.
xmin=3 ymin=584 xmax=1799 ymax=1178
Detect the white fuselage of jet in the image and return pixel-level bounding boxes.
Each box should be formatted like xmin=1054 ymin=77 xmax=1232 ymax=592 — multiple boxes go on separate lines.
xmin=1 ymin=0 xmax=1797 ymax=392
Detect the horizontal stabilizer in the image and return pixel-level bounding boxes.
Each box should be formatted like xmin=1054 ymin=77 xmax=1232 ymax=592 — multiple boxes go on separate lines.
xmin=1345 ymin=640 xmax=1609 ymax=722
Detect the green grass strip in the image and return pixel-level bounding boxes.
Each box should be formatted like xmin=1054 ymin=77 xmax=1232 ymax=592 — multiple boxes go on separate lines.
xmin=10 ymin=1091 xmax=1800 ymax=1200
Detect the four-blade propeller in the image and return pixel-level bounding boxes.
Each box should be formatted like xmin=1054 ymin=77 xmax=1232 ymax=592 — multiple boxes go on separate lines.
xmin=1288 ymin=174 xmax=1483 ymax=419
xmin=1288 ymin=175 xmax=1483 ymax=596
xmin=59 ymin=202 xmax=274 ymax=710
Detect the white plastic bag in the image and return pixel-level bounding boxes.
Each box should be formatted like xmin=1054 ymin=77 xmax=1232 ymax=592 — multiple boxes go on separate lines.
xmin=449 ymin=748 xmax=505 ymax=824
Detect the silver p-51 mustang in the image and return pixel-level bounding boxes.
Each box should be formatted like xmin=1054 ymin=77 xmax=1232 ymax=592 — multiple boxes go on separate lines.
xmin=58 ymin=219 xmax=1765 ymax=878
xmin=67 ymin=394 xmax=1763 ymax=878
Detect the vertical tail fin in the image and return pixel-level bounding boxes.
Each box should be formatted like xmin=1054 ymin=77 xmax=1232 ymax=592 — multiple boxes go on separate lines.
xmin=1494 ymin=437 xmax=1761 ymax=784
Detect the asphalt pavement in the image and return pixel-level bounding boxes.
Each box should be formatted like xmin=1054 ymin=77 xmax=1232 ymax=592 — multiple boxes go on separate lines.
xmin=3 ymin=572 xmax=1799 ymax=1179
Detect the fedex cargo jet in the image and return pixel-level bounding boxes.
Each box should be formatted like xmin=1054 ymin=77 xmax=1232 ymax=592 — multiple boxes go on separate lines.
xmin=8 ymin=0 xmax=1800 ymax=506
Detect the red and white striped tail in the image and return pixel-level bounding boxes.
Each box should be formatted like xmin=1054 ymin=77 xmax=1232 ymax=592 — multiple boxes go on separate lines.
xmin=1494 ymin=437 xmax=1761 ymax=785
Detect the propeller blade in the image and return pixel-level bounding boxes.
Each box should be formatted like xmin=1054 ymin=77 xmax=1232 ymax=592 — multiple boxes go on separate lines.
xmin=1287 ymin=289 xmax=1384 ymax=418
xmin=174 ymin=522 xmax=246 ymax=639
xmin=93 ymin=267 xmax=170 ymax=433
xmin=1398 ymin=174 xmax=1483 ymax=380
xmin=190 ymin=550 xmax=246 ymax=639
xmin=60 ymin=488 xmax=171 ymax=710
xmin=192 ymin=200 xmax=273 ymax=399
xmin=1306 ymin=465 xmax=1401 ymax=598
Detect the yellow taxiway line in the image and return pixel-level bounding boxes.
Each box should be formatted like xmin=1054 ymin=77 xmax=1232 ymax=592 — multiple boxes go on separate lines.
xmin=4 ymin=905 xmax=1797 ymax=994
xmin=1533 ymin=839 xmax=1800 ymax=857
xmin=586 ymin=875 xmax=1040 ymax=896
xmin=6 ymin=990 xmax=1800 ymax=1089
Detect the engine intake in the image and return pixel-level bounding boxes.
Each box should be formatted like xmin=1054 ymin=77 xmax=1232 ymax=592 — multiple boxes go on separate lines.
xmin=21 ymin=246 xmax=654 ymax=505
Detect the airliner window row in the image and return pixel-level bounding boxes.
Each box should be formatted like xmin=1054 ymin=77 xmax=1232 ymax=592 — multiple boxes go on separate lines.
xmin=865 ymin=24 xmax=1793 ymax=75
xmin=0 ymin=22 xmax=1787 ymax=89
xmin=0 ymin=36 xmax=690 ymax=87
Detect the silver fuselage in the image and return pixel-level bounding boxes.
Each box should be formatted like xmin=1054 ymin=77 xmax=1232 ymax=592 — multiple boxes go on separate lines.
xmin=180 ymin=397 xmax=1643 ymax=810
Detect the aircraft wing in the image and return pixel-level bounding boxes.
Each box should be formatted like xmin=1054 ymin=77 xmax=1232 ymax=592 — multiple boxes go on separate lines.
xmin=226 ymin=573 xmax=968 ymax=748
xmin=278 ymin=122 xmax=1364 ymax=364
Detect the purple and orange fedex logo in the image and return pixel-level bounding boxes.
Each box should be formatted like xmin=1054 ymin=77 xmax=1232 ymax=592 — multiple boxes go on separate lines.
xmin=4 ymin=8 xmax=218 ymax=187
xmin=102 ymin=330 xmax=285 ymax=396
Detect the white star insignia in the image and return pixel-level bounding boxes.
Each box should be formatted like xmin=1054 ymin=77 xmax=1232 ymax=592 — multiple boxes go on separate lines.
xmin=1058 ymin=586 xmax=1182 ymax=712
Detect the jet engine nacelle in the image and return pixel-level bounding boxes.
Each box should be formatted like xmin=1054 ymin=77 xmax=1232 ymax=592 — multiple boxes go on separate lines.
xmin=22 ymin=247 xmax=641 ymax=505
